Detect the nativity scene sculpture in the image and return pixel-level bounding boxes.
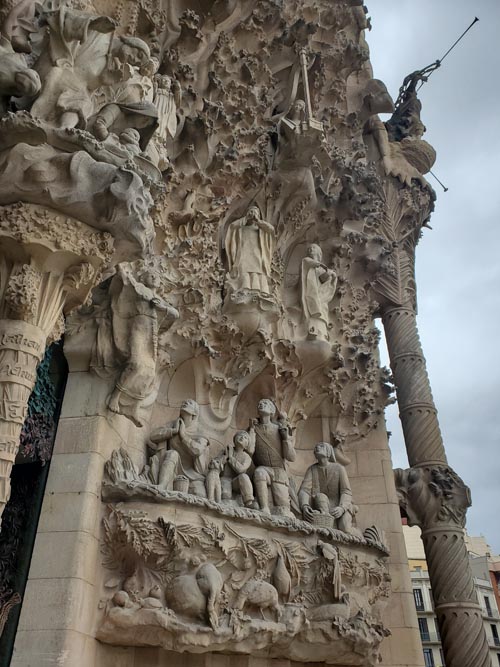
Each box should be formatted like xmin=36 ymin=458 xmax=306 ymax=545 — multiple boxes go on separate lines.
xmin=0 ymin=0 xmax=444 ymax=663
xmin=101 ymin=397 xmax=390 ymax=662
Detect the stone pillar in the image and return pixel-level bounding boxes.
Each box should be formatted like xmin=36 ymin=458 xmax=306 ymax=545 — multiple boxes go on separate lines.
xmin=384 ymin=307 xmax=490 ymax=667
xmin=0 ymin=321 xmax=46 ymax=520
xmin=0 ymin=203 xmax=113 ymax=527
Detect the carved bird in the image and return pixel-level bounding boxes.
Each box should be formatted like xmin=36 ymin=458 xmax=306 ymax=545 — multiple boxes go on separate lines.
xmin=271 ymin=554 xmax=292 ymax=602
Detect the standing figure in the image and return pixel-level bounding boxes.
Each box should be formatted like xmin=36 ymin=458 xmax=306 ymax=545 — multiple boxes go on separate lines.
xmin=224 ymin=206 xmax=275 ymax=294
xmin=154 ymin=73 xmax=181 ymax=141
xmin=299 ymin=442 xmax=355 ymax=533
xmin=93 ymin=264 xmax=178 ymax=427
xmin=149 ymin=399 xmax=209 ymax=497
xmin=268 ymin=98 xmax=324 ymax=221
xmin=250 ymin=399 xmax=296 ymax=516
xmin=300 ymin=244 xmax=337 ymax=340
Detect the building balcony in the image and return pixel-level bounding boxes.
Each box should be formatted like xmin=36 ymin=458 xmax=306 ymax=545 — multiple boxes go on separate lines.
xmin=488 ymin=636 xmax=500 ymax=647
xmin=415 ymin=605 xmax=435 ymax=614
xmin=420 ymin=632 xmax=441 ymax=644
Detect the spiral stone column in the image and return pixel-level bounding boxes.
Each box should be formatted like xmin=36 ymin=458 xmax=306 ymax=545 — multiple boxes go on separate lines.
xmin=384 ymin=306 xmax=490 ymax=667
xmin=0 ymin=203 xmax=113 ymax=527
xmin=383 ymin=307 xmax=446 ymax=466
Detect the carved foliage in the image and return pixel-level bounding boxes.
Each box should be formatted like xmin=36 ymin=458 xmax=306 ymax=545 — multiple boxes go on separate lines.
xmin=395 ymin=465 xmax=471 ymax=530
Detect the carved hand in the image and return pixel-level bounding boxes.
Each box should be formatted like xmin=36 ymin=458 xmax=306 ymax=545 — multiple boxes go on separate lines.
xmin=331 ymin=506 xmax=345 ymax=519
xmin=302 ymin=504 xmax=314 ymax=521
xmin=94 ymin=119 xmax=109 ymax=141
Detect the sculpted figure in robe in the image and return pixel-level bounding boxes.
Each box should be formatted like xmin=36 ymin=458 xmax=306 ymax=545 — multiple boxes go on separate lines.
xmin=299 ymin=442 xmax=355 ymax=533
xmin=149 ymin=399 xmax=209 ymax=498
xmin=31 ymin=6 xmax=152 ymax=133
xmin=88 ymin=48 xmax=159 ymax=152
xmin=268 ymin=98 xmax=324 ymax=220
xmin=300 ymin=244 xmax=337 ymax=341
xmin=225 ymin=206 xmax=274 ymax=294
xmin=154 ymin=74 xmax=181 ymax=141
xmin=250 ymin=399 xmax=296 ymax=516
xmin=93 ymin=264 xmax=178 ymax=427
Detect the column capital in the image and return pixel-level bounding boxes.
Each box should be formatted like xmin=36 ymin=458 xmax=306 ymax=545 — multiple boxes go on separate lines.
xmin=395 ymin=465 xmax=471 ymax=531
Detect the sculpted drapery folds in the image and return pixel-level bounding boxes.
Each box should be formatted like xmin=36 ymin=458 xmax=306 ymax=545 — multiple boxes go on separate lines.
xmin=0 ymin=0 xmax=478 ymax=664
xmin=224 ymin=206 xmax=275 ymax=295
xmin=91 ymin=263 xmax=179 ymax=428
xmin=299 ymin=442 xmax=356 ymax=533
xmin=148 ymin=399 xmax=209 ymax=497
xmin=300 ymin=244 xmax=337 ymax=341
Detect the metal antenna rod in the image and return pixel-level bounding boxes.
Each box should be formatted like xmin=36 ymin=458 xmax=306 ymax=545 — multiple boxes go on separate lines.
xmin=429 ymin=170 xmax=449 ymax=193
xmin=417 ymin=16 xmax=479 ymax=90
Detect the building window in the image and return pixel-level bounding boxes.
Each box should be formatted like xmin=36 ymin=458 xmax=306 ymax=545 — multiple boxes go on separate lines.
xmin=423 ymin=648 xmax=435 ymax=667
xmin=414 ymin=588 xmax=424 ymax=611
xmin=492 ymin=624 xmax=500 ymax=646
xmin=485 ymin=596 xmax=493 ymax=617
xmin=439 ymin=648 xmax=445 ymax=665
xmin=419 ymin=617 xmax=430 ymax=642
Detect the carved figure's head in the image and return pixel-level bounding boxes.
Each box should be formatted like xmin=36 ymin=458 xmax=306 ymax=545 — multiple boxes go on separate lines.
xmin=116 ymin=35 xmax=151 ymax=67
xmin=234 ymin=430 xmax=250 ymax=450
xmin=306 ymin=243 xmax=322 ymax=261
xmin=156 ymin=74 xmax=172 ymax=91
xmin=140 ymin=269 xmax=161 ymax=290
xmin=246 ymin=205 xmax=261 ymax=222
xmin=290 ymin=98 xmax=306 ymax=121
xmin=257 ymin=398 xmax=276 ymax=417
xmin=180 ymin=399 xmax=200 ymax=418
xmin=314 ymin=442 xmax=336 ymax=463
xmin=140 ymin=56 xmax=159 ymax=78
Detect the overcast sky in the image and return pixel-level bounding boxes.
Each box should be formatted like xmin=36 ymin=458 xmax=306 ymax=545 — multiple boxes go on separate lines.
xmin=366 ymin=1 xmax=500 ymax=554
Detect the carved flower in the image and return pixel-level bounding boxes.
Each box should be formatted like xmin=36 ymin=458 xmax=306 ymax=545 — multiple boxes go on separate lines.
xmin=5 ymin=264 xmax=40 ymax=321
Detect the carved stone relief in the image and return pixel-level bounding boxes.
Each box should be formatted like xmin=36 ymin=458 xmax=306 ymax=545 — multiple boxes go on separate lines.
xmin=97 ymin=504 xmax=390 ymax=664
xmin=0 ymin=0 xmax=453 ymax=662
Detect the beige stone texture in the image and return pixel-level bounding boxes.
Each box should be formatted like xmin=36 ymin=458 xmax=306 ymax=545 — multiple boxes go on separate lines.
xmin=2 ymin=0 xmax=446 ymax=664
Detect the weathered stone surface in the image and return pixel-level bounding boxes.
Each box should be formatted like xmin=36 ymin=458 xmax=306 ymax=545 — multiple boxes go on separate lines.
xmin=2 ymin=0 xmax=479 ymax=665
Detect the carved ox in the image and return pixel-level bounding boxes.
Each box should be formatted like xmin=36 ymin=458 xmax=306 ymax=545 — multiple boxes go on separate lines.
xmin=0 ymin=36 xmax=40 ymax=115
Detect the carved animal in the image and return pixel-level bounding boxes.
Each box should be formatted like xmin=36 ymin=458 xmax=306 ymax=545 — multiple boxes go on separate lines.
xmin=166 ymin=561 xmax=223 ymax=629
xmin=195 ymin=563 xmax=223 ymax=629
xmin=0 ymin=35 xmax=40 ymax=115
xmin=234 ymin=579 xmax=282 ymax=622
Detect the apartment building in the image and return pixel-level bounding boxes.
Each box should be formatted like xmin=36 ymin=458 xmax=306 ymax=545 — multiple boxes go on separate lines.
xmin=403 ymin=523 xmax=500 ymax=667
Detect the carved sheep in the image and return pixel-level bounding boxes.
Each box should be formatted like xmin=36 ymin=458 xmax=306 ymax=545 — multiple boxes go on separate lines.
xmin=234 ymin=579 xmax=282 ymax=622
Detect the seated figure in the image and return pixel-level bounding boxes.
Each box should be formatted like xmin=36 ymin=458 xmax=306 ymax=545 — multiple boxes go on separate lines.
xmin=149 ymin=399 xmax=209 ymax=497
xmin=206 ymin=431 xmax=256 ymax=508
xmin=299 ymin=442 xmax=355 ymax=532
